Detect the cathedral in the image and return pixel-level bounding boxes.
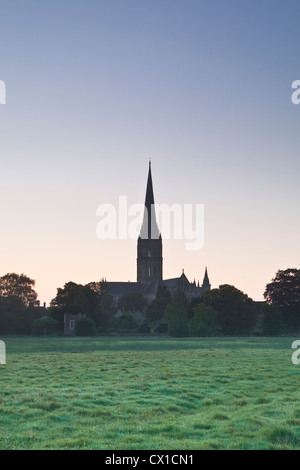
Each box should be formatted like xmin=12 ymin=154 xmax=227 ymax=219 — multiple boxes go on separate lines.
xmin=107 ymin=163 xmax=211 ymax=303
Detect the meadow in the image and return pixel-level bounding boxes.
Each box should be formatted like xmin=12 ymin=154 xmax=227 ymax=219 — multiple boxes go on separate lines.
xmin=0 ymin=336 xmax=300 ymax=450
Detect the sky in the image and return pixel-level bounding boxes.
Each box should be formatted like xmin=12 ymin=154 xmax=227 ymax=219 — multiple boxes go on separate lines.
xmin=0 ymin=0 xmax=299 ymax=303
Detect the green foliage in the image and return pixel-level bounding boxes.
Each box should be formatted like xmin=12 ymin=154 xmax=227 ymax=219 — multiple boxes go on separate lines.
xmin=90 ymin=304 xmax=115 ymax=329
xmin=150 ymin=320 xmax=168 ymax=334
xmin=188 ymin=297 xmax=203 ymax=319
xmin=203 ymin=285 xmax=257 ymax=335
xmin=146 ymin=285 xmax=172 ymax=322
xmin=264 ymin=269 xmax=300 ymax=331
xmin=164 ymin=290 xmax=189 ymax=337
xmin=118 ymin=293 xmax=147 ymax=312
xmin=0 ymin=296 xmax=40 ymax=335
xmin=74 ymin=316 xmax=96 ymax=336
xmin=31 ymin=316 xmax=58 ymax=336
xmin=261 ymin=304 xmax=284 ymax=336
xmin=117 ymin=312 xmax=138 ymax=330
xmin=189 ymin=304 xmax=220 ymax=336
xmin=47 ymin=306 xmax=65 ymax=332
xmin=138 ymin=321 xmax=151 ymax=334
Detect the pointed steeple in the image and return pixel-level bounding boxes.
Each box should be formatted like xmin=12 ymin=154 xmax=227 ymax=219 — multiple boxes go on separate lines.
xmin=145 ymin=160 xmax=154 ymax=211
xmin=202 ymin=267 xmax=211 ymax=290
xmin=140 ymin=161 xmax=160 ymax=240
xmin=137 ymin=162 xmax=163 ymax=285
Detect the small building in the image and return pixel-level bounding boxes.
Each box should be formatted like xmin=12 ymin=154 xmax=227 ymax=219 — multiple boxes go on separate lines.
xmin=64 ymin=313 xmax=85 ymax=336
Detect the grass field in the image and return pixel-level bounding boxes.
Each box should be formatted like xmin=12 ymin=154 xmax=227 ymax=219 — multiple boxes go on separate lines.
xmin=0 ymin=336 xmax=300 ymax=450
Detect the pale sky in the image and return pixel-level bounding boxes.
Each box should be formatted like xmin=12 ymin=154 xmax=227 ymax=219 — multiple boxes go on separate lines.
xmin=0 ymin=0 xmax=299 ymax=303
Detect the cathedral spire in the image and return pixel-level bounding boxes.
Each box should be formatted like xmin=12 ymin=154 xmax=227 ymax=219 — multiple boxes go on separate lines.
xmin=145 ymin=160 xmax=154 ymax=211
xmin=140 ymin=162 xmax=160 ymax=240
xmin=137 ymin=162 xmax=163 ymax=285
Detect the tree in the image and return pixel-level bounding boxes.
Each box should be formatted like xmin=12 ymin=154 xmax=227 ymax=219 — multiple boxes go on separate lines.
xmin=118 ymin=293 xmax=147 ymax=312
xmin=203 ymin=285 xmax=257 ymax=335
xmin=138 ymin=321 xmax=151 ymax=334
xmin=0 ymin=273 xmax=39 ymax=308
xmin=264 ymin=269 xmax=300 ymax=331
xmin=87 ymin=280 xmax=114 ymax=311
xmin=261 ymin=304 xmax=284 ymax=336
xmin=164 ymin=290 xmax=189 ymax=337
xmin=87 ymin=280 xmax=115 ymax=328
xmin=146 ymin=285 xmax=172 ymax=323
xmin=0 ymin=296 xmax=40 ymax=335
xmin=117 ymin=312 xmax=138 ymax=330
xmin=31 ymin=317 xmax=58 ymax=336
xmin=50 ymin=282 xmax=98 ymax=330
xmin=51 ymin=282 xmax=98 ymax=315
xmin=188 ymin=296 xmax=203 ymax=319
xmin=75 ymin=317 xmax=96 ymax=336
xmin=189 ymin=304 xmax=220 ymax=337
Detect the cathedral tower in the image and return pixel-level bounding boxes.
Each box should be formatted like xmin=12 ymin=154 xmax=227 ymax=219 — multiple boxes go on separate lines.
xmin=137 ymin=162 xmax=163 ymax=287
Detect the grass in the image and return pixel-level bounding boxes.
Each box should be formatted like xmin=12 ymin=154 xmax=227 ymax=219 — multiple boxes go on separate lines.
xmin=0 ymin=336 xmax=300 ymax=449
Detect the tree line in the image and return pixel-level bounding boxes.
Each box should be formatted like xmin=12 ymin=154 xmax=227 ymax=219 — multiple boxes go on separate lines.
xmin=0 ymin=269 xmax=299 ymax=337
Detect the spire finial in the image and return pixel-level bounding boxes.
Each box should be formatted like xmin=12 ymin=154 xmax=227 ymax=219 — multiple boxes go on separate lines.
xmin=149 ymin=157 xmax=151 ymax=166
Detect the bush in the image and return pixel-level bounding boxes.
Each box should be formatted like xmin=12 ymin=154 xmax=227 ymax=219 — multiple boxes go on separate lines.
xmin=164 ymin=291 xmax=189 ymax=337
xmin=189 ymin=304 xmax=220 ymax=336
xmin=117 ymin=313 xmax=138 ymax=330
xmin=150 ymin=321 xmax=168 ymax=334
xmin=96 ymin=326 xmax=108 ymax=336
xmin=31 ymin=316 xmax=58 ymax=336
xmin=202 ymin=285 xmax=257 ymax=335
xmin=74 ymin=316 xmax=96 ymax=336
xmin=138 ymin=322 xmax=151 ymax=334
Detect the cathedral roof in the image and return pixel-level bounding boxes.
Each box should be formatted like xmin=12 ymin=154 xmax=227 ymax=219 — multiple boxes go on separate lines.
xmin=106 ymin=282 xmax=141 ymax=296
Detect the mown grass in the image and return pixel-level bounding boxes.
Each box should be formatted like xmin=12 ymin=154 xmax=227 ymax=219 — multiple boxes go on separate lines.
xmin=0 ymin=336 xmax=300 ymax=449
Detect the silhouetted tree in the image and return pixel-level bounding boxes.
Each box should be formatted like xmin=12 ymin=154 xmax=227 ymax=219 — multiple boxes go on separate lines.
xmin=0 ymin=296 xmax=40 ymax=335
xmin=88 ymin=279 xmax=114 ymax=311
xmin=75 ymin=316 xmax=96 ymax=336
xmin=31 ymin=316 xmax=58 ymax=336
xmin=0 ymin=273 xmax=39 ymax=308
xmin=50 ymin=282 xmax=98 ymax=331
xmin=189 ymin=304 xmax=220 ymax=337
xmin=117 ymin=312 xmax=138 ymax=330
xmin=146 ymin=285 xmax=172 ymax=322
xmin=264 ymin=269 xmax=300 ymax=331
xmin=87 ymin=280 xmax=115 ymax=328
xmin=51 ymin=282 xmax=98 ymax=313
xmin=164 ymin=290 xmax=189 ymax=337
xmin=261 ymin=304 xmax=284 ymax=336
xmin=203 ymin=285 xmax=257 ymax=335
xmin=188 ymin=296 xmax=203 ymax=319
